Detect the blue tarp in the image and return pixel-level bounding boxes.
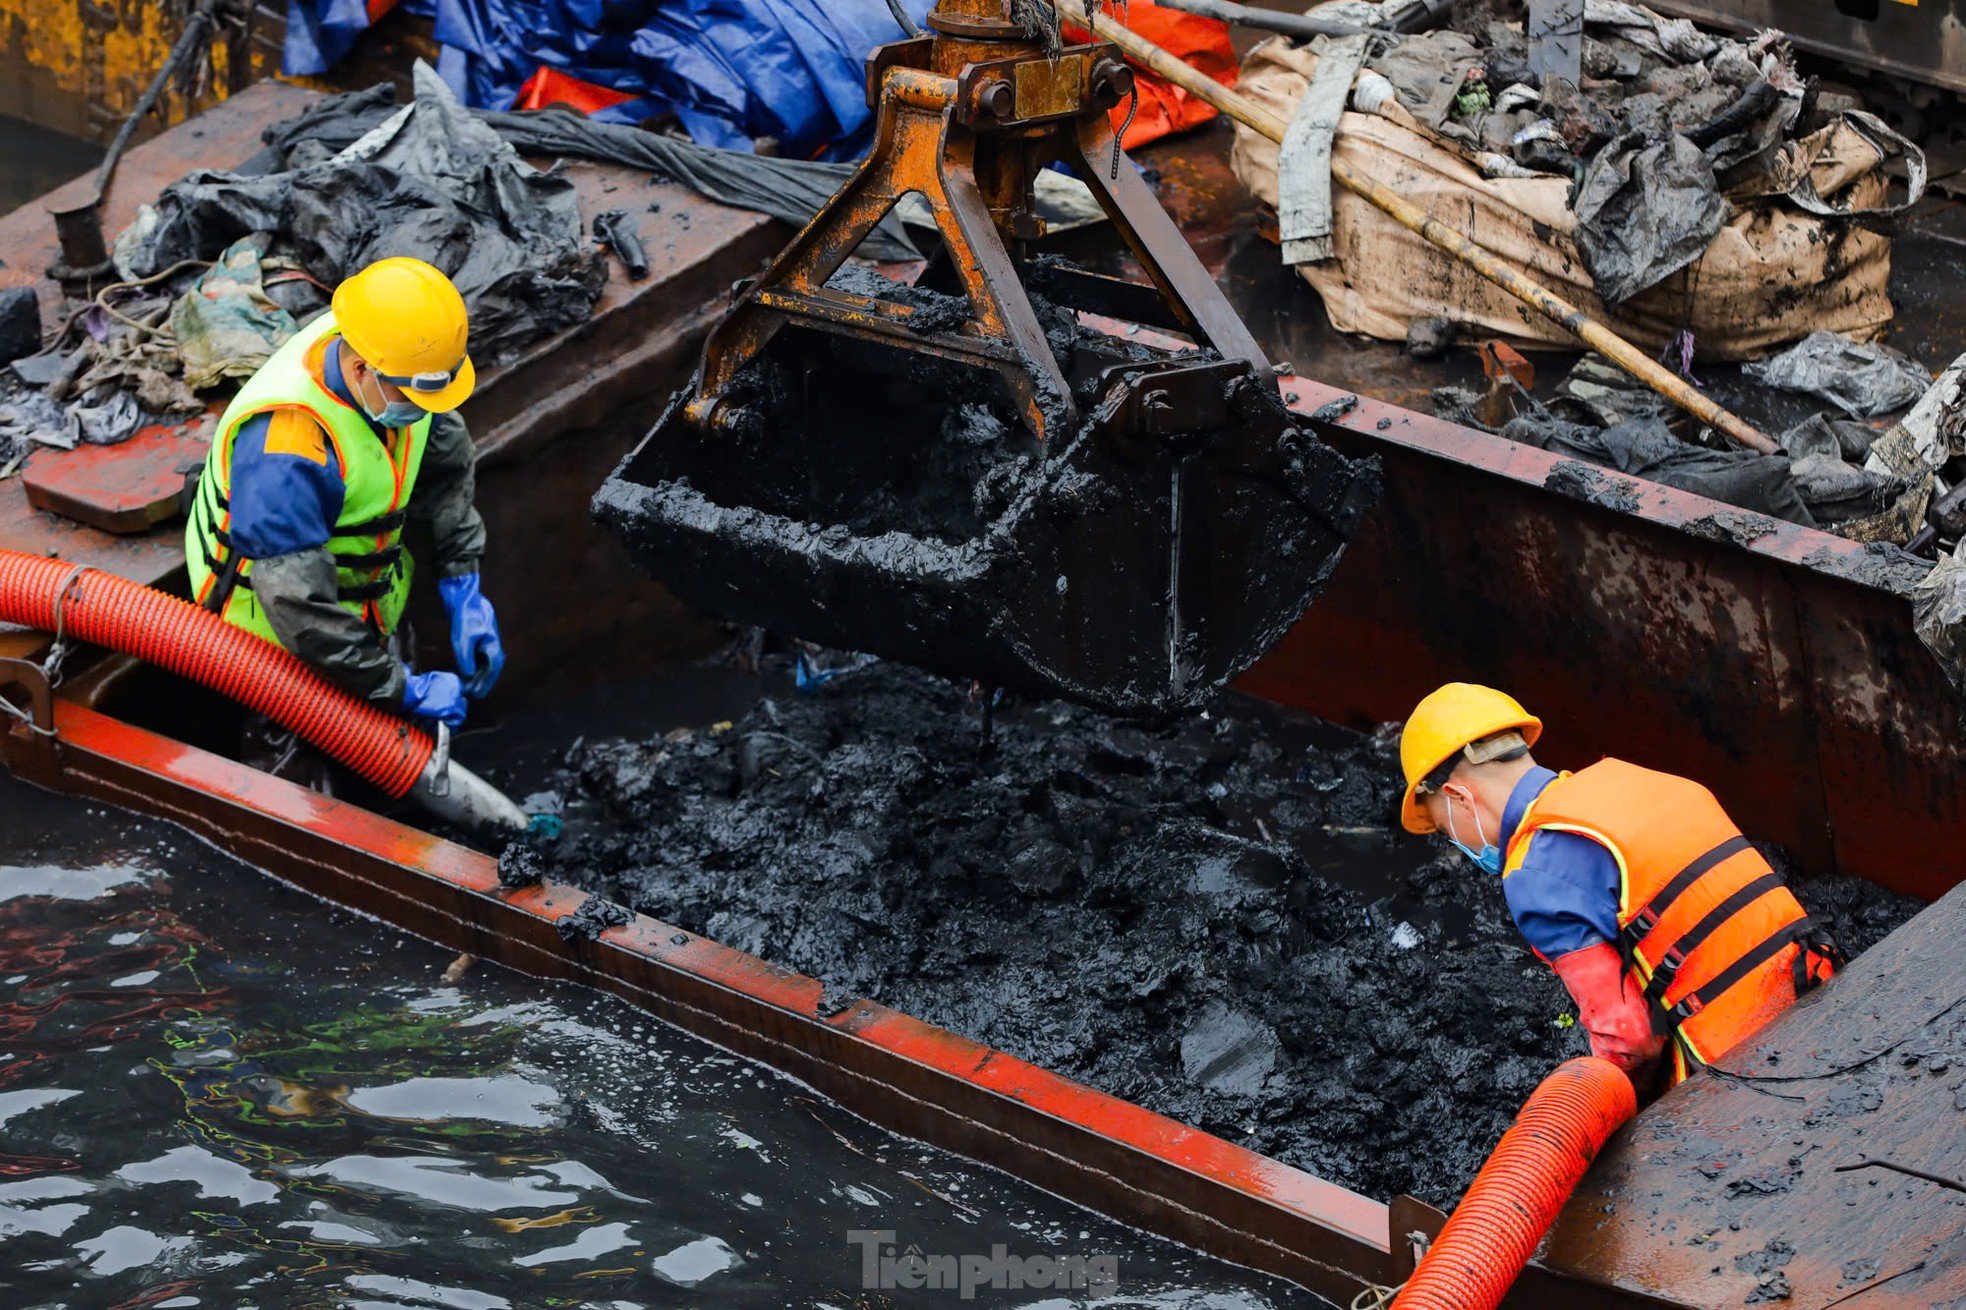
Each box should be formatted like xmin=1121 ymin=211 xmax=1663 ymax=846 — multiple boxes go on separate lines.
xmin=284 ymin=0 xmax=935 ymax=160
xmin=283 ymin=0 xmax=438 ymax=77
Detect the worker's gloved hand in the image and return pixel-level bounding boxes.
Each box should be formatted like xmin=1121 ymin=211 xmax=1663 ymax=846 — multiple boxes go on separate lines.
xmin=402 ymin=670 xmax=469 ymax=728
xmin=437 ymin=572 xmax=505 ymax=699
xmin=1549 ymin=942 xmax=1666 ymax=1077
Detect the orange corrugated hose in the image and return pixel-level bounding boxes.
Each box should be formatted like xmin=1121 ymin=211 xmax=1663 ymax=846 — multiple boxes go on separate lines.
xmin=0 ymin=550 xmax=432 ymax=797
xmin=1392 ymin=1057 xmax=1638 ymax=1310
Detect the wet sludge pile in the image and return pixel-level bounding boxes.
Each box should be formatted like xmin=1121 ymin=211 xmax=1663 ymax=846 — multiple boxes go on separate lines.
xmin=511 ymin=660 xmax=1919 ymax=1205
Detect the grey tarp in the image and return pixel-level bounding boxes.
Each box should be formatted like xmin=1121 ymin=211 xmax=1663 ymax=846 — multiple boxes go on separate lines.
xmin=115 ymin=63 xmax=604 ymax=368
xmin=1491 ymin=353 xmax=1901 ymax=527
xmin=1915 ymin=550 xmax=1966 ymax=705
xmin=1746 ymin=330 xmax=1932 ymax=419
xmin=125 ymin=80 xmax=1108 ymax=278
xmin=1583 ymin=0 xmax=1718 ymax=63
xmin=479 ymin=107 xmax=1104 ymax=258
xmin=0 ymin=385 xmax=145 ymax=451
xmin=1364 ymin=30 xmax=1485 ymax=132
xmin=218 ymin=81 xmax=923 ymax=263
xmin=1778 ymin=412 xmax=1906 ymax=526
xmin=1572 ymin=131 xmax=1728 ymax=305
xmin=1501 ymin=408 xmax=1816 ymax=525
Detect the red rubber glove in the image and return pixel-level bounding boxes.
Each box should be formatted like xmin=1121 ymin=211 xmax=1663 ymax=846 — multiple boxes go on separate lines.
xmin=1549 ymin=942 xmax=1665 ymax=1077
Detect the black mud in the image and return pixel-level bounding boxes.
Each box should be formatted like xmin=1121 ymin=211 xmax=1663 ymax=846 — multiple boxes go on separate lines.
xmin=1683 ymin=509 xmax=1781 ymax=548
xmin=1799 ymin=541 xmax=1937 ymax=597
xmin=1544 ymin=459 xmax=1643 ymax=514
xmin=510 ymin=662 xmax=1921 ymax=1206
xmin=602 ymin=257 xmax=1381 ymax=717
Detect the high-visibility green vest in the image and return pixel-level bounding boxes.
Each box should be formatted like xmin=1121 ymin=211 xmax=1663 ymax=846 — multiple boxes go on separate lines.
xmin=185 ymin=312 xmax=431 ymax=645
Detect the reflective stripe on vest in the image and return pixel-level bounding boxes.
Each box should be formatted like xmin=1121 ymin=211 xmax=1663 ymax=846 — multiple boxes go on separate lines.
xmin=1501 ymin=758 xmax=1829 ymax=1079
xmin=184 ymin=312 xmax=432 ymax=645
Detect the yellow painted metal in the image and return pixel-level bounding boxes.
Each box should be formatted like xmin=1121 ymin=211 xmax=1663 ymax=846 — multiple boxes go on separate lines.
xmin=0 ymin=0 xmax=278 ymax=145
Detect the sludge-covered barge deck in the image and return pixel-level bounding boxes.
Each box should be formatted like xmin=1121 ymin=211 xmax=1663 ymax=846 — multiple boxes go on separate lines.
xmin=0 ymin=79 xmax=1962 ymax=1308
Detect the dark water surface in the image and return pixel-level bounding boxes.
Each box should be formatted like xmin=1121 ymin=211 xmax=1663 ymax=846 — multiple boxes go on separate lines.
xmin=0 ymin=771 xmax=1320 ymax=1308
xmin=0 ymin=115 xmax=100 ymax=218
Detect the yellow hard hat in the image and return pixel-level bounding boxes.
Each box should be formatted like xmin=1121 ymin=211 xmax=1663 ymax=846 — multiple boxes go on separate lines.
xmin=330 ymin=257 xmax=476 ymax=413
xmin=1398 ymin=683 xmax=1542 ymax=835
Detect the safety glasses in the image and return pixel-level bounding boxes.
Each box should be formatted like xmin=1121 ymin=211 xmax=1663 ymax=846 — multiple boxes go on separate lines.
xmin=377 ymin=363 xmax=462 ymax=393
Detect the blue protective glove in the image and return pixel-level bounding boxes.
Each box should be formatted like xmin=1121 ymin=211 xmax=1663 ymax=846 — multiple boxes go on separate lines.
xmin=402 ymin=670 xmax=468 ymax=728
xmin=437 ymin=572 xmax=505 ymax=699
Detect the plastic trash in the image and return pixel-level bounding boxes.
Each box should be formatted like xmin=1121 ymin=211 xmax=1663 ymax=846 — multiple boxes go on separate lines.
xmin=1746 ymin=331 xmax=1933 ymax=419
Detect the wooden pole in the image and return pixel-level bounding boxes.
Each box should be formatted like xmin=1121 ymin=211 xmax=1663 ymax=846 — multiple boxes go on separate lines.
xmin=1055 ymin=0 xmax=1779 ymax=455
xmin=1143 ymin=0 xmax=1379 ymax=41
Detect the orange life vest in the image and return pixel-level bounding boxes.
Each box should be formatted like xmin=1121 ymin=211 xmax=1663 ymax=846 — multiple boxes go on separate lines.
xmin=1503 ymin=758 xmax=1837 ymax=1081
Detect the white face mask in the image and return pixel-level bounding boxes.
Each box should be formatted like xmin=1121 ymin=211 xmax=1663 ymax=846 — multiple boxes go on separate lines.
xmin=354 ymin=367 xmax=425 ymax=428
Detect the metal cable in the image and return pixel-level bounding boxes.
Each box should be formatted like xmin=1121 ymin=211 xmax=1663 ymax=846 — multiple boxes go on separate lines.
xmin=885 ymin=0 xmax=923 ymax=37
xmin=1111 ymin=83 xmax=1139 ymax=178
xmin=0 ymin=695 xmax=56 ymax=738
xmin=88 ymin=258 xmax=215 ymax=341
xmin=1350 ymin=1281 xmax=1404 ymax=1310
xmin=40 ymin=563 xmax=93 ymax=689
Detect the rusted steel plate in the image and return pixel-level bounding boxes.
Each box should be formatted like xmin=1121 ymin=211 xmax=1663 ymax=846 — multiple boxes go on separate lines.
xmin=1240 ymin=377 xmax=1959 ymax=903
xmin=21 ymin=420 xmax=213 ymax=534
xmin=0 ymin=82 xmax=315 ymax=588
xmin=2 ymin=698 xmax=1414 ymax=1307
xmin=1543 ymin=881 xmax=1966 ymax=1308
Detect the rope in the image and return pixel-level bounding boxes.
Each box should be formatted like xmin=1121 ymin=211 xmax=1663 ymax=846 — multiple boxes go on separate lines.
xmin=1350 ymin=1282 xmax=1404 ymax=1310
xmin=40 ymin=563 xmax=92 ymax=688
xmin=1349 ymin=1228 xmax=1426 ymax=1309
xmin=89 ymin=258 xmax=213 ymax=341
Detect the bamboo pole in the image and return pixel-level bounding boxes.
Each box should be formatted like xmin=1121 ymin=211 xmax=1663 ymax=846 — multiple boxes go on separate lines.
xmin=1055 ymin=0 xmax=1778 ymax=455
xmin=1145 ymin=0 xmax=1379 ymax=41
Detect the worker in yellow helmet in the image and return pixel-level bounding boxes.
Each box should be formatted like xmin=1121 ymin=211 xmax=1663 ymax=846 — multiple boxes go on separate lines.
xmin=1398 ymin=684 xmax=1838 ymax=1092
xmin=185 ymin=258 xmax=503 ymax=736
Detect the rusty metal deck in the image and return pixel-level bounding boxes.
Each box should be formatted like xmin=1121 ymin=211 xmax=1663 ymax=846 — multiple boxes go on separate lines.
xmin=0 ymin=79 xmax=785 ymax=691
xmin=1547 ymin=879 xmax=1966 ymax=1307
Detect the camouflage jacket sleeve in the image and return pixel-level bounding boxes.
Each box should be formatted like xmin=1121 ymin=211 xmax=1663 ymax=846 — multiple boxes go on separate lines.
xmin=252 ymin=548 xmax=406 ymax=708
xmin=411 ymin=410 xmax=487 ymax=578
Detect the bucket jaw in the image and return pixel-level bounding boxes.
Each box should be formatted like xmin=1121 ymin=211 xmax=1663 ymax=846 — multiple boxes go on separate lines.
xmin=597 ymin=0 xmax=1380 ymax=714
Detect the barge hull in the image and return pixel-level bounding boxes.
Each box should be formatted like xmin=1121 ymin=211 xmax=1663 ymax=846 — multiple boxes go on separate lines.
xmin=1247 ymin=379 xmax=1959 ymax=904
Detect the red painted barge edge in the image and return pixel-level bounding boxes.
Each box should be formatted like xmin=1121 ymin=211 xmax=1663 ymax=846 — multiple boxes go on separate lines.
xmin=12 ymin=700 xmax=1409 ymax=1304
